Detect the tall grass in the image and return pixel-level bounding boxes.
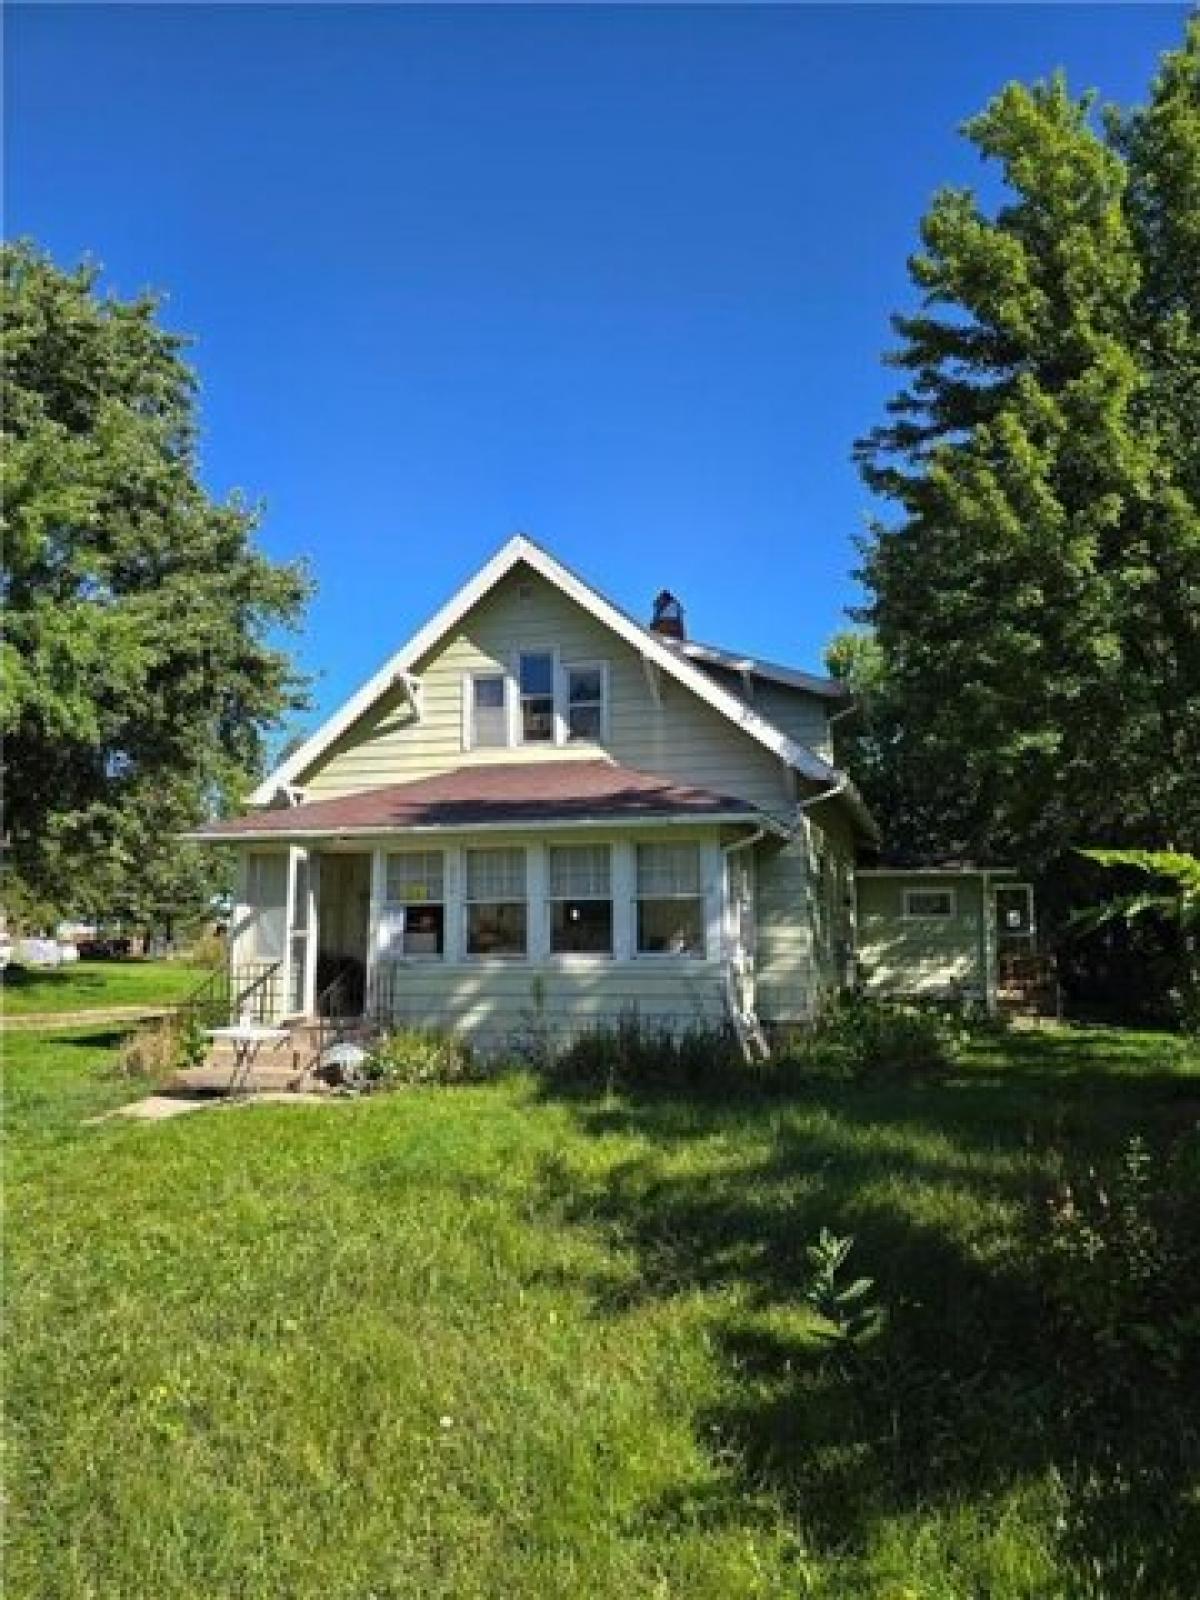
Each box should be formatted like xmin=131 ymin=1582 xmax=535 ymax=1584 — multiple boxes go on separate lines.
xmin=5 ymin=1022 xmax=1198 ymax=1598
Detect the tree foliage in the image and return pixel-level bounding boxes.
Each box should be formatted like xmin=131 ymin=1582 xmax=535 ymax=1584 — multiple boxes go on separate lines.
xmin=1 ymin=242 xmax=310 ymax=928
xmin=847 ymin=21 xmax=1200 ymax=870
xmin=1074 ymin=848 xmax=1200 ymax=1030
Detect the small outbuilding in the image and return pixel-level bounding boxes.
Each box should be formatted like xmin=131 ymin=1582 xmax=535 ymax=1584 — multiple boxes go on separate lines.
xmin=855 ymin=867 xmax=1036 ymax=1014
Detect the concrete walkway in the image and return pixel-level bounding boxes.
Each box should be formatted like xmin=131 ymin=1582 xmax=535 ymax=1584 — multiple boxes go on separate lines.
xmin=1 ymin=1005 xmax=172 ymax=1032
xmin=88 ymin=1089 xmax=336 ymax=1124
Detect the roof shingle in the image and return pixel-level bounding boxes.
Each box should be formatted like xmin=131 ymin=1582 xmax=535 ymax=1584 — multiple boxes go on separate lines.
xmin=193 ymin=760 xmax=765 ymax=839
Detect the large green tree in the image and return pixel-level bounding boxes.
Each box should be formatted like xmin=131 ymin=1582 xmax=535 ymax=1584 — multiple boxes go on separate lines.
xmin=846 ymin=20 xmax=1200 ymax=870
xmin=1 ymin=243 xmax=310 ymax=929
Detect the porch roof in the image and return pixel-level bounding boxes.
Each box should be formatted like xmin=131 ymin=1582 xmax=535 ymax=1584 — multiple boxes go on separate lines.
xmin=187 ymin=760 xmax=783 ymax=842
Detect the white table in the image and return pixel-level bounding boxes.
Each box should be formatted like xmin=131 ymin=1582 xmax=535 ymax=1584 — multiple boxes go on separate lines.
xmin=205 ymin=1025 xmax=291 ymax=1096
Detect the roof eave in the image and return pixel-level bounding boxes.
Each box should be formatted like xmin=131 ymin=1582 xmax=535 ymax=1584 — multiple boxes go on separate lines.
xmin=250 ymin=533 xmax=838 ymax=802
xmin=181 ymin=810 xmax=787 ymax=846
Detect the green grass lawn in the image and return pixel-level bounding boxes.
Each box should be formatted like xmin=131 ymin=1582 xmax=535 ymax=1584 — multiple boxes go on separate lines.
xmin=5 ymin=1022 xmax=1199 ymax=1599
xmin=1 ymin=958 xmax=213 ymax=1016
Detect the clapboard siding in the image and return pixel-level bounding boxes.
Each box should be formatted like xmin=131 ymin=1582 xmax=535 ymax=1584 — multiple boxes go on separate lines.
xmin=372 ymin=963 xmax=727 ymax=1046
xmin=694 ymin=666 xmax=833 ymax=763
xmin=857 ymin=875 xmax=987 ymax=999
xmin=299 ymin=565 xmax=792 ymax=811
xmin=754 ymin=808 xmax=855 ymax=1023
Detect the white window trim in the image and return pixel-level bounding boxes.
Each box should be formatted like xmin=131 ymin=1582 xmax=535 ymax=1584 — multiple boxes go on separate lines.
xmin=902 ymin=887 xmax=957 ymax=921
xmin=462 ymin=669 xmax=510 ymax=753
xmin=463 ymin=844 xmax=530 ymax=961
xmin=367 ymin=835 xmax=724 ymax=971
xmin=546 ymin=842 xmax=615 ymax=961
xmin=632 ymin=839 xmax=716 ymax=963
xmin=461 ymin=650 xmax=611 ymax=752
xmin=561 ymin=658 xmax=610 ymax=746
xmin=511 ymin=648 xmax=562 ymax=748
xmin=381 ymin=849 xmax=447 ymax=962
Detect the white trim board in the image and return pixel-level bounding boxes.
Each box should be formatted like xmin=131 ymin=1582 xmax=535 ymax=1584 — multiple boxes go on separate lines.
xmin=250 ymin=534 xmax=848 ymax=806
xmin=184 ymin=812 xmax=788 ymax=845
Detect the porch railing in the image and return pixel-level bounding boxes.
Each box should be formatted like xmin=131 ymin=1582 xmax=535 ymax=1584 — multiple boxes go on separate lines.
xmin=178 ymin=960 xmax=285 ymax=1031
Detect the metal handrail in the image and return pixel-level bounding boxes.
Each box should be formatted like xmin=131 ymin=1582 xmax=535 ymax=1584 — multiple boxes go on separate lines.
xmin=178 ymin=959 xmax=283 ymax=1031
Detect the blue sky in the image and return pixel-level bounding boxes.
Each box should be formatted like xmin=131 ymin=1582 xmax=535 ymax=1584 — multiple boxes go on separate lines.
xmin=7 ymin=3 xmax=1189 ymax=745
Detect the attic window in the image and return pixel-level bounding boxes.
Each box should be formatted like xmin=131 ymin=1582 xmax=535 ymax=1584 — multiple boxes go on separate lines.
xmin=518 ymin=652 xmax=555 ymax=742
xmin=469 ymin=673 xmax=507 ymax=748
xmin=565 ymin=662 xmax=606 ymax=742
xmin=903 ymin=887 xmax=956 ymax=920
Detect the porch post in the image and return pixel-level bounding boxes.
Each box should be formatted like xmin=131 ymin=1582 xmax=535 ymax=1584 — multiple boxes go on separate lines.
xmin=228 ymin=848 xmax=250 ymax=974
xmin=304 ymin=853 xmax=320 ymax=1016
xmin=365 ymin=845 xmax=385 ymax=1016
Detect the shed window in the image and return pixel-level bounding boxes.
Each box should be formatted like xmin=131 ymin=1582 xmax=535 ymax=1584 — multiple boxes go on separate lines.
xmin=466 ymin=847 xmax=527 ymax=957
xmin=549 ymin=845 xmax=612 ymax=955
xmin=383 ymin=851 xmax=445 ymax=958
xmin=636 ymin=843 xmax=706 ymax=958
xmin=903 ymin=888 xmax=956 ymax=920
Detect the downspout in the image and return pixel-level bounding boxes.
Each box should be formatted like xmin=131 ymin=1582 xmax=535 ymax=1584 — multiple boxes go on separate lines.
xmin=721 ymin=826 xmax=768 ymax=1061
xmin=797 ymin=772 xmax=848 ymax=815
xmin=795 ymin=772 xmax=851 ymax=1010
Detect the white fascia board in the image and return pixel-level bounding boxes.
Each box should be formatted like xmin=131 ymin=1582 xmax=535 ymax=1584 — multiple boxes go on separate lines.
xmin=181 ymin=812 xmax=788 ymax=845
xmin=672 ymin=638 xmax=850 ymax=700
xmin=251 ymin=533 xmax=839 ymax=804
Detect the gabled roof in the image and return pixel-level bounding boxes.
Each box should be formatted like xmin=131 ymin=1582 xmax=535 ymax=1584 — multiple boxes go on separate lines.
xmin=250 ymin=533 xmax=846 ymax=806
xmin=195 ymin=760 xmax=784 ymax=842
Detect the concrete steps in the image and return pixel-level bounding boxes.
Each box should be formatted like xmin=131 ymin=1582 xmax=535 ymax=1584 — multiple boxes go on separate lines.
xmin=168 ymin=1015 xmax=375 ymax=1097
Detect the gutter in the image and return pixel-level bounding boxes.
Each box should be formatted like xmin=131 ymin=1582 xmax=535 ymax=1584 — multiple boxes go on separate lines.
xmin=179 ymin=810 xmax=792 ymax=846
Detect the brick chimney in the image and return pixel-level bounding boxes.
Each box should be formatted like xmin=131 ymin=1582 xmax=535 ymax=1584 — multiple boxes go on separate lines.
xmin=650 ymin=589 xmax=685 ymax=641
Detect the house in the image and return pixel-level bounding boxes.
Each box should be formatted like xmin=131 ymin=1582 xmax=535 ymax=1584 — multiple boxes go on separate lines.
xmin=189 ymin=535 xmax=1024 ymax=1053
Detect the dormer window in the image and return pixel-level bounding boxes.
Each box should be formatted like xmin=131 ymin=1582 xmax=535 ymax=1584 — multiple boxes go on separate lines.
xmin=518 ymin=652 xmax=556 ymax=743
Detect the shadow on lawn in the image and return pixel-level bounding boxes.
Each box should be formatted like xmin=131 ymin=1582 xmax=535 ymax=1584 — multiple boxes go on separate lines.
xmin=534 ymin=1057 xmax=1200 ymax=1595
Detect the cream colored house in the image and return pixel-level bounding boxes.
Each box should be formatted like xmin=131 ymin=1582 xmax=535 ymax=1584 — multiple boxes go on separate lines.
xmin=191 ymin=535 xmax=879 ymax=1052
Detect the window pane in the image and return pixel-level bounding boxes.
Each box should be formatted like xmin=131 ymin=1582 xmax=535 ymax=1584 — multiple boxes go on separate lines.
xmin=568 ymin=667 xmax=602 ymax=704
xmin=386 ymin=851 xmax=444 ymax=903
xmin=466 ymin=848 xmax=526 ymax=901
xmin=472 ymin=676 xmax=507 ymax=747
xmin=637 ymin=897 xmax=705 ymax=957
xmin=519 ymin=653 xmax=555 ymax=742
xmin=567 ymin=703 xmax=602 ymax=742
xmin=403 ymin=904 xmax=444 ymax=956
xmin=906 ymin=890 xmax=954 ymax=918
xmin=548 ymin=844 xmax=611 ymax=898
xmin=467 ymin=901 xmax=527 ymax=956
xmin=521 ymin=697 xmax=555 ymax=742
xmin=551 ymin=899 xmax=612 ymax=954
xmin=636 ymin=843 xmax=702 ymax=896
xmin=519 ymin=653 xmax=554 ymax=696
